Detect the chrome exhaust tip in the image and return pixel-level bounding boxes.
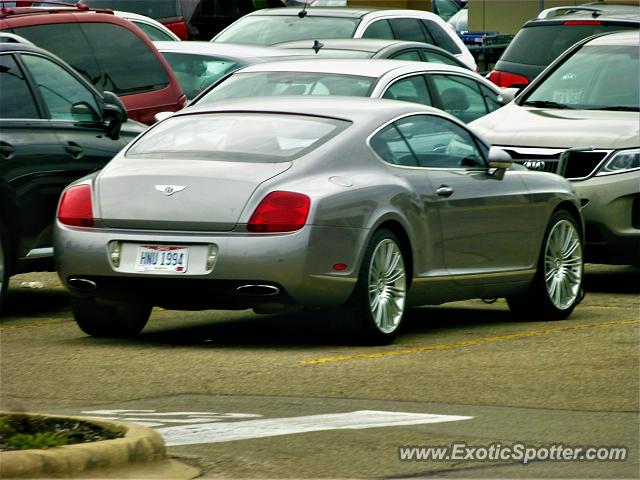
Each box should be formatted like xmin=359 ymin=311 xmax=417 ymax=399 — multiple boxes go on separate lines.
xmin=236 ymin=284 xmax=280 ymax=296
xmin=68 ymin=278 xmax=97 ymax=292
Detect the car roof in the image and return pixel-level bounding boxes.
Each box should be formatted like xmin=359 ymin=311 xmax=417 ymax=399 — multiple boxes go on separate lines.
xmin=0 ymin=3 xmax=114 ymax=19
xmin=527 ymin=10 xmax=639 ymax=25
xmin=584 ymin=29 xmax=640 ymax=46
xmin=181 ymin=95 xmax=445 ymax=124
xmin=0 ymin=40 xmax=46 ymax=53
xmin=274 ymin=38 xmax=439 ymax=53
xmin=247 ymin=7 xmax=378 ymax=19
xmin=235 ymin=58 xmax=471 ymax=77
xmin=153 ymin=41 xmax=304 ymax=59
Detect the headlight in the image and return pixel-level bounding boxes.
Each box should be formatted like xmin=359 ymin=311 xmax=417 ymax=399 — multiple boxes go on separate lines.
xmin=596 ymin=149 xmax=640 ymax=176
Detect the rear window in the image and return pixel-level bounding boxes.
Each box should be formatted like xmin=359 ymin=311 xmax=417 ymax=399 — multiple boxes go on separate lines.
xmin=197 ymin=71 xmax=375 ymax=104
xmin=501 ymin=22 xmax=639 ymax=66
xmin=214 ymin=15 xmax=360 ymax=45
xmin=14 ymin=22 xmax=170 ymax=95
xmin=82 ymin=0 xmax=182 ymax=19
xmin=126 ymin=113 xmax=350 ymax=162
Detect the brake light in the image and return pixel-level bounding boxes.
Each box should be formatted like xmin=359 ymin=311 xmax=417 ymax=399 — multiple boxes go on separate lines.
xmin=58 ymin=184 xmax=94 ymax=227
xmin=563 ymin=20 xmax=601 ymax=26
xmin=165 ymin=21 xmax=189 ymax=40
xmin=248 ymin=191 xmax=310 ymax=233
xmin=487 ymin=70 xmax=530 ymax=88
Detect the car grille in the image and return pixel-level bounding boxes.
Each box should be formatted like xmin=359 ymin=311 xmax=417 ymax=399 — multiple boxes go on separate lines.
xmin=497 ymin=146 xmax=612 ymax=179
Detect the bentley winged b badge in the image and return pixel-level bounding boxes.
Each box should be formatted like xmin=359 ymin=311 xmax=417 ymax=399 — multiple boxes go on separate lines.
xmin=155 ymin=185 xmax=186 ymax=196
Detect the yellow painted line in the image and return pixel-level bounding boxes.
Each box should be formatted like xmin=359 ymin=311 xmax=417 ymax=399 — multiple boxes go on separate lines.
xmin=582 ymin=304 xmax=640 ymax=310
xmin=0 ymin=319 xmax=72 ymax=332
xmin=301 ymin=318 xmax=640 ymax=365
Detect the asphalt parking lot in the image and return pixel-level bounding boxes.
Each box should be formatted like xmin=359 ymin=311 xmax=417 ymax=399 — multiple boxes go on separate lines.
xmin=1 ymin=264 xmax=638 ymax=478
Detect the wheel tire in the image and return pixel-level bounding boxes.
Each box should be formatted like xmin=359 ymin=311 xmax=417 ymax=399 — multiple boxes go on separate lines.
xmin=0 ymin=221 xmax=8 ymax=313
xmin=341 ymin=229 xmax=408 ymax=345
xmin=71 ymin=297 xmax=151 ymax=338
xmin=507 ymin=210 xmax=584 ymax=320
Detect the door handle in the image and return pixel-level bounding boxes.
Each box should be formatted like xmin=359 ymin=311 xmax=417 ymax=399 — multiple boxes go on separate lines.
xmin=0 ymin=141 xmax=15 ymax=159
xmin=436 ymin=185 xmax=454 ymax=198
xmin=65 ymin=142 xmax=84 ymax=159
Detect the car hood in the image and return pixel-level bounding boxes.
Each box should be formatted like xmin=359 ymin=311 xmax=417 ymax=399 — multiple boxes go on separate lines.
xmin=470 ymin=104 xmax=640 ymax=149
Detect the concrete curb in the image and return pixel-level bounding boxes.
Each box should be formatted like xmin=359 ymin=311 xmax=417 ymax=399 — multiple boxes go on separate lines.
xmin=0 ymin=412 xmax=200 ymax=479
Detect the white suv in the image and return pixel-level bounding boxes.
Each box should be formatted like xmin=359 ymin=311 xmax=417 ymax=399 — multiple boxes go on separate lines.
xmin=211 ymin=7 xmax=477 ymax=71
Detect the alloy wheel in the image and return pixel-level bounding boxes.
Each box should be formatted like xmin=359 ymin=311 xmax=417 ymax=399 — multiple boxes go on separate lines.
xmin=543 ymin=219 xmax=583 ymax=310
xmin=367 ymin=239 xmax=406 ymax=333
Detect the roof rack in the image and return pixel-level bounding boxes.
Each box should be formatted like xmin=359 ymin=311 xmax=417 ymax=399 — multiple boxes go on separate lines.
xmin=537 ymin=6 xmax=603 ymax=19
xmin=0 ymin=1 xmax=112 ymax=18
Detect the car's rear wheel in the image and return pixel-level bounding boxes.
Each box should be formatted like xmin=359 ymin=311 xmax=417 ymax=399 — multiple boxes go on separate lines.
xmin=508 ymin=210 xmax=584 ymax=320
xmin=343 ymin=229 xmax=408 ymax=344
xmin=0 ymin=221 xmax=8 ymax=312
xmin=71 ymin=297 xmax=151 ymax=338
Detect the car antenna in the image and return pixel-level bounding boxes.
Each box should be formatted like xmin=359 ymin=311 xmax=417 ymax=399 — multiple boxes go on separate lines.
xmin=298 ymin=1 xmax=308 ymax=18
xmin=312 ymin=39 xmax=324 ymax=53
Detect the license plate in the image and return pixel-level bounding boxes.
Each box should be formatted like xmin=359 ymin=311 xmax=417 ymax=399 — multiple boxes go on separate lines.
xmin=135 ymin=245 xmax=188 ymax=273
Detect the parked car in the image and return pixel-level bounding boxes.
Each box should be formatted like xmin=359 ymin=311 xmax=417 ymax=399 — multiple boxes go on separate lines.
xmin=114 ymin=10 xmax=181 ymax=41
xmin=54 ymin=97 xmax=584 ymax=343
xmin=211 ymin=7 xmax=478 ymax=71
xmin=154 ymin=41 xmax=306 ymax=100
xmin=191 ymin=59 xmax=502 ymax=123
xmin=487 ymin=3 xmax=639 ymax=87
xmin=83 ymin=0 xmax=287 ymax=40
xmin=0 ymin=39 xmax=146 ymax=309
xmin=471 ymin=31 xmax=639 ymax=265
xmin=0 ymin=2 xmax=187 ymax=125
xmin=82 ymin=0 xmax=191 ymax=39
xmin=273 ymin=38 xmax=471 ymax=70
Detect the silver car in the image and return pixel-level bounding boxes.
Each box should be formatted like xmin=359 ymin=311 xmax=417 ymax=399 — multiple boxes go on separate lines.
xmin=54 ymin=97 xmax=584 ymax=344
xmin=471 ymin=31 xmax=639 ymax=266
xmin=191 ymin=59 xmax=503 ymax=123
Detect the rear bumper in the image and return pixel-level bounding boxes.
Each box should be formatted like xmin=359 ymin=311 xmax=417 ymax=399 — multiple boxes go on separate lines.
xmin=54 ymin=224 xmax=364 ymax=309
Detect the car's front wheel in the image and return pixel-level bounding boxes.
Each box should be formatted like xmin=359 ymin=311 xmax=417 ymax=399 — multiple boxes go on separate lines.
xmin=508 ymin=210 xmax=584 ymax=320
xmin=71 ymin=297 xmax=151 ymax=338
xmin=343 ymin=229 xmax=408 ymax=344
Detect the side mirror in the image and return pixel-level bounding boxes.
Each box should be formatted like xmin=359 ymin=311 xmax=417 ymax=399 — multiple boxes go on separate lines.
xmin=102 ymin=91 xmax=127 ymax=140
xmin=497 ymin=87 xmax=521 ymax=105
xmin=154 ymin=111 xmax=174 ymax=123
xmin=488 ymin=146 xmax=512 ymax=180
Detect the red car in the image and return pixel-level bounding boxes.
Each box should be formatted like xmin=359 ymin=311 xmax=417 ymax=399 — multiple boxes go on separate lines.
xmin=0 ymin=2 xmax=186 ymax=124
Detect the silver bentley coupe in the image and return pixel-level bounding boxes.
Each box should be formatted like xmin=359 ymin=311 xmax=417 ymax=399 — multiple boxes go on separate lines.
xmin=54 ymin=97 xmax=585 ymax=344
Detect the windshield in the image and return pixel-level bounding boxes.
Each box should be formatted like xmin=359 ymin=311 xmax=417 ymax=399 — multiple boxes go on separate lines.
xmin=214 ymin=15 xmax=360 ymax=45
xmin=522 ymin=44 xmax=639 ymax=111
xmin=126 ymin=113 xmax=350 ymax=162
xmin=195 ymin=71 xmax=375 ymax=104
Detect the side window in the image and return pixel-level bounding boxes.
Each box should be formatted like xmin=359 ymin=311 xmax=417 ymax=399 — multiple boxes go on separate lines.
xmin=420 ymin=19 xmax=461 ymax=55
xmin=480 ymin=84 xmax=502 ymax=112
xmin=422 ymin=51 xmax=460 ymax=68
xmin=80 ymin=23 xmax=169 ymax=95
xmin=0 ymin=54 xmax=39 ymax=119
xmin=163 ymin=52 xmax=239 ymax=99
xmin=389 ymin=18 xmax=428 ymax=43
xmin=370 ymin=123 xmax=417 ymax=167
xmin=431 ymin=74 xmax=488 ymax=122
xmin=361 ymin=19 xmax=394 ymax=40
xmin=134 ymin=21 xmax=177 ymax=42
xmin=382 ymin=75 xmax=432 ymax=106
xmin=394 ymin=114 xmax=485 ymax=168
xmin=390 ymin=50 xmax=422 ymax=61
xmin=21 ymin=54 xmax=101 ymax=122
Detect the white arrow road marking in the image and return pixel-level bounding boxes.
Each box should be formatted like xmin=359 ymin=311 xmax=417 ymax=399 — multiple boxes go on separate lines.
xmin=156 ymin=410 xmax=473 ymax=446
xmin=81 ymin=410 xmax=263 ymax=428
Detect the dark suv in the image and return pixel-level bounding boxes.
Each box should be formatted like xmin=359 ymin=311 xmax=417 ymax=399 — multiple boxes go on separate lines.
xmin=0 ymin=39 xmax=145 ymax=308
xmin=487 ymin=4 xmax=639 ymax=88
xmin=0 ymin=2 xmax=186 ymax=125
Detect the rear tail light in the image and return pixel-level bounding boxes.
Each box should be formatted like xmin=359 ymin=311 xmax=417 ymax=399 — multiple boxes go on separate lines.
xmin=58 ymin=184 xmax=94 ymax=227
xmin=165 ymin=21 xmax=189 ymax=40
xmin=487 ymin=70 xmax=530 ymax=88
xmin=248 ymin=191 xmax=310 ymax=233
